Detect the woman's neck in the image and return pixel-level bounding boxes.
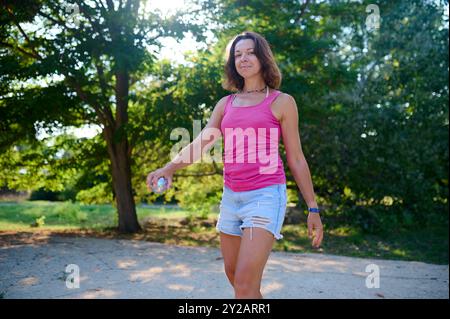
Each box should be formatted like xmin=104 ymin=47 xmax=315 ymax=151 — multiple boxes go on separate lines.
xmin=242 ymin=78 xmax=266 ymax=92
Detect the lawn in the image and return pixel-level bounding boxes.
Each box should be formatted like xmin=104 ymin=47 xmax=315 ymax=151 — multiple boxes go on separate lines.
xmin=0 ymin=201 xmax=192 ymax=230
xmin=0 ymin=201 xmax=447 ymax=265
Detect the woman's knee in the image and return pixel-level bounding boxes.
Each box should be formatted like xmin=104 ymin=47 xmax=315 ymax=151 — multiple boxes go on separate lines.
xmin=233 ymin=273 xmax=259 ymax=295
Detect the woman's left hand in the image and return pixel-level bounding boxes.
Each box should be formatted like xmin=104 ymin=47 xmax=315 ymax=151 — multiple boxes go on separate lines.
xmin=307 ymin=213 xmax=323 ymax=248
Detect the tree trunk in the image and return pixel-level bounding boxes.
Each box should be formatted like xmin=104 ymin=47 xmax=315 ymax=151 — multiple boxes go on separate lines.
xmin=104 ymin=126 xmax=141 ymax=233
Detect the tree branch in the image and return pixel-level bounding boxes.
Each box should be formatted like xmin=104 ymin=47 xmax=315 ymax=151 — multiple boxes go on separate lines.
xmin=6 ymin=8 xmax=42 ymax=59
xmin=294 ymin=0 xmax=311 ymax=25
xmin=174 ymin=171 xmax=221 ymax=177
xmin=0 ymin=41 xmax=41 ymax=60
xmin=106 ymin=0 xmax=115 ymax=11
xmin=211 ymin=160 xmax=223 ymax=174
xmin=65 ymin=76 xmax=114 ymax=128
xmin=40 ymin=3 xmax=87 ymax=40
xmin=95 ymin=62 xmax=110 ymax=99
xmin=74 ymin=0 xmax=108 ymax=43
xmin=115 ymin=71 xmax=129 ymax=127
xmin=95 ymin=0 xmax=107 ymax=11
xmin=38 ymin=10 xmax=65 ymax=27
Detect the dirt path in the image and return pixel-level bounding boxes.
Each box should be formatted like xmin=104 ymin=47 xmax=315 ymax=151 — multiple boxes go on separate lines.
xmin=0 ymin=233 xmax=448 ymax=299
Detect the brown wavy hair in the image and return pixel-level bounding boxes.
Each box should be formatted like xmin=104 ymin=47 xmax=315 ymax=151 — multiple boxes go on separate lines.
xmin=222 ymin=31 xmax=282 ymax=92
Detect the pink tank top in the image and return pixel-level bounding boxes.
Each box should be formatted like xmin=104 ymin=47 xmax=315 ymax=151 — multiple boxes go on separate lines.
xmin=220 ymin=89 xmax=286 ymax=192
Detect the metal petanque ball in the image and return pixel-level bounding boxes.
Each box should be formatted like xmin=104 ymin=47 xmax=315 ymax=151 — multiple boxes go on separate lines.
xmin=152 ymin=177 xmax=168 ymax=194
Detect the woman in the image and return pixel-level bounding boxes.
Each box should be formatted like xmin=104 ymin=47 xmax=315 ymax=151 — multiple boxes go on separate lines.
xmin=146 ymin=31 xmax=323 ymax=299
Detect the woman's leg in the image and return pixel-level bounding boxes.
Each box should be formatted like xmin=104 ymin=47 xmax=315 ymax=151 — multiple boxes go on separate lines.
xmin=233 ymin=227 xmax=275 ymax=299
xmin=219 ymin=232 xmax=241 ymax=288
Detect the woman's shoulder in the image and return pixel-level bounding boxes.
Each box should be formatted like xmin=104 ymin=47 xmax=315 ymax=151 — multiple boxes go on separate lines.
xmin=271 ymin=91 xmax=297 ymax=120
xmin=272 ymin=90 xmax=294 ymax=103
xmin=219 ymin=93 xmax=234 ymax=102
xmin=214 ymin=94 xmax=233 ymax=117
xmin=269 ymin=88 xmax=290 ymax=99
xmin=277 ymin=90 xmax=299 ymax=105
xmin=216 ymin=94 xmax=232 ymax=108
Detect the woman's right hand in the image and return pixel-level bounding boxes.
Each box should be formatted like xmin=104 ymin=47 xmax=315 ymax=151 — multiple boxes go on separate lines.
xmin=146 ymin=166 xmax=174 ymax=192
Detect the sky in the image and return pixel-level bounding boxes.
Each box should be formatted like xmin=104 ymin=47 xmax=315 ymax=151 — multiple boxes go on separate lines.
xmin=145 ymin=0 xmax=214 ymax=64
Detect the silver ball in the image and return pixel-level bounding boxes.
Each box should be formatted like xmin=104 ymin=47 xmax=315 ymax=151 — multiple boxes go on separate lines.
xmin=153 ymin=177 xmax=168 ymax=194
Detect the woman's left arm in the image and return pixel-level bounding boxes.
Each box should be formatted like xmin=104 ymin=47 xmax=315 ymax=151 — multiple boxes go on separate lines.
xmin=279 ymin=94 xmax=323 ymax=248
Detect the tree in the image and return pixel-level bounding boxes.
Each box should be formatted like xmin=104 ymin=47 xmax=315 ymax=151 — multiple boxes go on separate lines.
xmin=0 ymin=0 xmax=206 ymax=232
xmin=174 ymin=0 xmax=448 ymax=231
xmin=338 ymin=0 xmax=449 ymax=230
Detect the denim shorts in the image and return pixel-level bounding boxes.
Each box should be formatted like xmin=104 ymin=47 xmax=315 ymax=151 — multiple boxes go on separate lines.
xmin=216 ymin=184 xmax=287 ymax=240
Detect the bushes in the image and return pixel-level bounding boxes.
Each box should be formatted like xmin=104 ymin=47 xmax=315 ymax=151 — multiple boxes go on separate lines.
xmin=53 ymin=202 xmax=88 ymax=223
xmin=75 ymin=183 xmax=113 ymax=204
xmin=30 ymin=187 xmax=77 ymax=201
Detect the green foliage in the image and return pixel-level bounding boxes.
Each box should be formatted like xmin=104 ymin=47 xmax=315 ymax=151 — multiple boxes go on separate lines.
xmin=170 ymin=0 xmax=448 ymax=232
xmin=173 ymin=166 xmax=223 ymax=219
xmin=320 ymin=0 xmax=449 ymax=232
xmin=76 ymin=183 xmax=113 ymax=205
xmin=30 ymin=215 xmax=46 ymax=227
xmin=0 ymin=0 xmax=447 ymax=235
xmin=53 ymin=202 xmax=88 ymax=223
xmin=0 ymin=0 xmax=209 ymax=232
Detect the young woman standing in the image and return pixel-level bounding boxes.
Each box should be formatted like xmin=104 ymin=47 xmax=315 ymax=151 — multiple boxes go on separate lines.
xmin=147 ymin=31 xmax=323 ymax=299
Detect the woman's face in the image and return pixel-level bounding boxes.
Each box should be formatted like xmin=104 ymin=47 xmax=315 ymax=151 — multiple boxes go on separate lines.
xmin=234 ymin=39 xmax=262 ymax=78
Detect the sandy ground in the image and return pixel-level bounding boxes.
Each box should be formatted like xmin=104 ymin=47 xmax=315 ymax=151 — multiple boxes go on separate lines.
xmin=0 ymin=233 xmax=448 ymax=299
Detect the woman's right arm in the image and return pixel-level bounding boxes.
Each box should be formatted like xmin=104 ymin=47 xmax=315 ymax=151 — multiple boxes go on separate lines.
xmin=146 ymin=96 xmax=227 ymax=191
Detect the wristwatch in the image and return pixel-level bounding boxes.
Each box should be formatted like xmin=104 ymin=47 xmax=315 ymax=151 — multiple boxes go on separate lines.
xmin=308 ymin=207 xmax=320 ymax=214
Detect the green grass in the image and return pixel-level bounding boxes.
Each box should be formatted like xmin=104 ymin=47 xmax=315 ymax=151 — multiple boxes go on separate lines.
xmin=274 ymin=224 xmax=449 ymax=265
xmin=0 ymin=201 xmax=448 ymax=265
xmin=0 ymin=201 xmax=194 ymax=230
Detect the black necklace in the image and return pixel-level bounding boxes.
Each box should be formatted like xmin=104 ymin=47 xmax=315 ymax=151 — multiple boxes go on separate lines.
xmin=239 ymin=85 xmax=267 ymax=94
